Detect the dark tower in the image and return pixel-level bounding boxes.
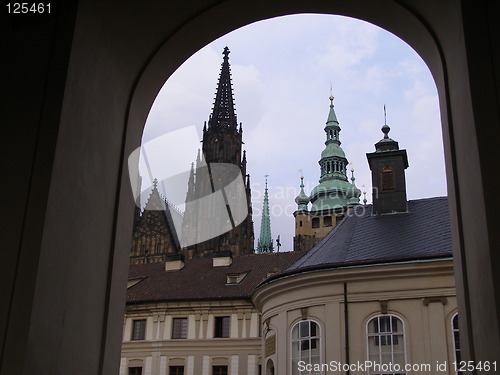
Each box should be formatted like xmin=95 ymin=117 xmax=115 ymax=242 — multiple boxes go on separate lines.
xmin=202 ymin=46 xmax=243 ymax=165
xmin=366 ymin=124 xmax=409 ymax=214
xmin=181 ymin=47 xmax=254 ymax=259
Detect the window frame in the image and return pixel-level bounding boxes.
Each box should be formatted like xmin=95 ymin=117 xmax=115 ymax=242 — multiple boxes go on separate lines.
xmin=311 ymin=217 xmax=320 ymax=229
xmin=214 ymin=316 xmax=230 ymax=338
xmin=128 ymin=367 xmax=143 ymax=375
xmin=290 ymin=319 xmax=322 ymax=375
xmin=131 ymin=319 xmax=146 ymax=341
xmin=172 ymin=317 xmax=188 ymax=339
xmin=323 ymin=216 xmax=332 ymax=227
xmin=366 ymin=314 xmax=407 ymax=375
xmin=381 ymin=166 xmax=395 ymax=191
xmin=451 ymin=313 xmax=462 ymax=375
xmin=169 ymin=365 xmax=185 ymax=375
xmin=212 ymin=365 xmax=228 ymax=375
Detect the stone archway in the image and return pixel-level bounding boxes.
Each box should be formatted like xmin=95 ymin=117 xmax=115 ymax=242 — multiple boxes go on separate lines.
xmin=3 ymin=1 xmax=499 ymax=374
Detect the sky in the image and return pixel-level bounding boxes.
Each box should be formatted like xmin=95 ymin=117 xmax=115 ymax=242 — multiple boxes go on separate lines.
xmin=138 ymin=14 xmax=447 ymax=252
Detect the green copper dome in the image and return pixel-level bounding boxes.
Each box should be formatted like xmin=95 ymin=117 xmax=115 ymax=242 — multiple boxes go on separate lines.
xmin=307 ymin=95 xmax=360 ymax=212
xmin=321 ymin=143 xmax=346 ymax=159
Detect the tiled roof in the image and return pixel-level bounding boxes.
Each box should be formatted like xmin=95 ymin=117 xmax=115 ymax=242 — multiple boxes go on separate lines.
xmin=127 ymin=251 xmax=305 ymax=304
xmin=286 ymin=197 xmax=452 ymax=272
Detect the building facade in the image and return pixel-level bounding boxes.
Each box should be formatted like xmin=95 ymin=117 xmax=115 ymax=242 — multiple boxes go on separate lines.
xmin=122 ymin=125 xmax=460 ymax=375
xmin=121 ymin=252 xmax=305 ymax=375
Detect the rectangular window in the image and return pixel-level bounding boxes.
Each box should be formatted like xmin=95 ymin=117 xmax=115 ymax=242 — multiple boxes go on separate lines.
xmin=381 ymin=167 xmax=395 ymax=190
xmin=214 ymin=316 xmax=230 ymax=338
xmin=129 ymin=367 xmax=142 ymax=375
xmin=169 ymin=366 xmax=184 ymax=375
xmin=212 ymin=365 xmax=228 ymax=375
xmin=172 ymin=318 xmax=188 ymax=339
xmin=132 ymin=319 xmax=146 ymax=340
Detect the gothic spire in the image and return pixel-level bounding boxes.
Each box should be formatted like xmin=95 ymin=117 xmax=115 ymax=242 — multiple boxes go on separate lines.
xmin=209 ymin=46 xmax=238 ymax=130
xmin=257 ymin=175 xmax=273 ymax=253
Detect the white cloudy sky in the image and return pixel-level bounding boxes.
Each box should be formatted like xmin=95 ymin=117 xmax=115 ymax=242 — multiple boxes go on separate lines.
xmin=139 ymin=14 xmax=447 ymax=252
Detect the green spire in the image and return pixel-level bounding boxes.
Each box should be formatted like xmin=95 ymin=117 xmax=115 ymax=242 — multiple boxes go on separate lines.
xmin=295 ymin=175 xmax=309 ymax=212
xmin=309 ymin=94 xmax=360 ymax=212
xmin=257 ymin=176 xmax=273 ymax=253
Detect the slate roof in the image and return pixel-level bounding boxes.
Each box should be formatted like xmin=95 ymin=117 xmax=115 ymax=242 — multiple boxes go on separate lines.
xmin=127 ymin=251 xmax=305 ymax=304
xmin=286 ymin=197 xmax=452 ymax=273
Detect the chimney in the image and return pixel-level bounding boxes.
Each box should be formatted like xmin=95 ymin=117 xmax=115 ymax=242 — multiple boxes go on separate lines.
xmin=165 ymin=254 xmax=185 ymax=271
xmin=212 ymin=251 xmax=233 ymax=267
xmin=366 ymin=124 xmax=409 ymax=214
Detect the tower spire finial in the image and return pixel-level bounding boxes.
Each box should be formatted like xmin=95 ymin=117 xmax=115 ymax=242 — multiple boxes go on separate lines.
xmin=384 ymin=104 xmax=387 ymax=125
xmin=209 ymin=46 xmax=238 ymax=129
xmin=329 ymin=81 xmax=334 ymax=102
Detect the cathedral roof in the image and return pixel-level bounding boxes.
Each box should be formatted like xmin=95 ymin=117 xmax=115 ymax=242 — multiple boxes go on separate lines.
xmin=285 ymin=196 xmax=452 ymax=274
xmin=126 ymin=251 xmax=304 ymax=304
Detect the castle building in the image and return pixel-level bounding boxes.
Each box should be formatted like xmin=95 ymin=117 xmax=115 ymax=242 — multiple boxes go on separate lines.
xmin=130 ymin=47 xmax=254 ymax=264
xmin=121 ymin=124 xmax=459 ymax=375
xmin=253 ymin=126 xmax=457 ymax=375
xmin=293 ymin=95 xmax=361 ymax=251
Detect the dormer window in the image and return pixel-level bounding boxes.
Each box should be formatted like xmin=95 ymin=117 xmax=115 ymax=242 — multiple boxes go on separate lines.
xmin=226 ymin=272 xmax=248 ymax=285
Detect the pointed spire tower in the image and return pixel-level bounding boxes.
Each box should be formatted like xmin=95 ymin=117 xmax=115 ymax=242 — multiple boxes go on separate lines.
xmin=202 ymin=46 xmax=243 ymax=165
xmin=180 ymin=47 xmax=254 ymax=259
xmin=257 ymin=176 xmax=274 ymax=253
xmin=293 ymin=91 xmax=360 ymax=251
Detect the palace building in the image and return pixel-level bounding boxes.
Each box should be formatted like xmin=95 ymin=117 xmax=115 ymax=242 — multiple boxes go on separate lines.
xmin=121 ymin=67 xmax=459 ymax=373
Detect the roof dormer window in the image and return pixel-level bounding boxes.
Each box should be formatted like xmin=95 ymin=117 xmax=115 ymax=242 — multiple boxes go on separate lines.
xmin=226 ymin=272 xmax=248 ymax=285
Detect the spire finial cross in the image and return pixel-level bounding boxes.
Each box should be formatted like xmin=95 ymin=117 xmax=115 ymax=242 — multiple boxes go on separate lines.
xmin=223 ymin=46 xmax=230 ymax=60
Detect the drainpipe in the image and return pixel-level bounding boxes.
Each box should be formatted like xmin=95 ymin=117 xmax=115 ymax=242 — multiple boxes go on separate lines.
xmin=344 ymin=282 xmax=350 ymax=375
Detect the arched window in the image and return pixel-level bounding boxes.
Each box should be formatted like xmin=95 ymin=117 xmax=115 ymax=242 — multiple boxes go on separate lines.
xmin=312 ymin=217 xmax=320 ymax=229
xmin=367 ymin=315 xmax=406 ymax=374
xmin=452 ymin=313 xmax=462 ymax=374
xmin=323 ymin=216 xmax=332 ymax=227
xmin=381 ymin=167 xmax=395 ymax=190
xmin=291 ymin=320 xmax=321 ymax=375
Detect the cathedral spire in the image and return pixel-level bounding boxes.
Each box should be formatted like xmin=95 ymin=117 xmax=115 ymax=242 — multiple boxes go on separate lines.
xmin=257 ymin=175 xmax=273 ymax=253
xmin=209 ymin=46 xmax=238 ymax=129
